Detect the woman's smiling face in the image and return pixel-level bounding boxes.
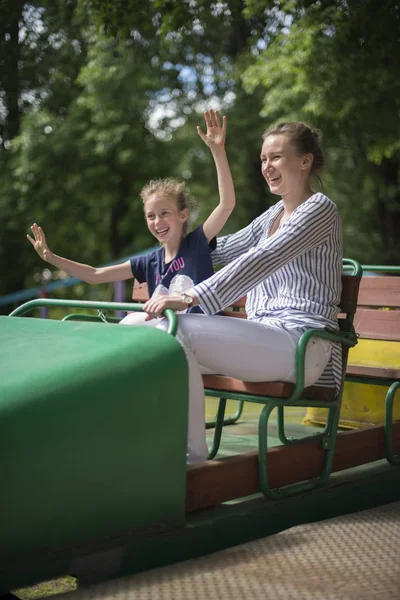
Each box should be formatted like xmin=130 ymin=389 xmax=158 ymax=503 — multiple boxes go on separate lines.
xmin=261 ymin=134 xmax=312 ymax=199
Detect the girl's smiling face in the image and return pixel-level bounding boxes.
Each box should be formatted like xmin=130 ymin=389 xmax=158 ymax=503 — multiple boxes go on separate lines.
xmin=144 ymin=194 xmax=188 ymax=246
xmin=261 ymin=134 xmax=313 ymax=199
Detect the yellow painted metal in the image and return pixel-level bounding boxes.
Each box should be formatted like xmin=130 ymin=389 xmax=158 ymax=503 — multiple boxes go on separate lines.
xmin=304 ymin=339 xmax=400 ymax=429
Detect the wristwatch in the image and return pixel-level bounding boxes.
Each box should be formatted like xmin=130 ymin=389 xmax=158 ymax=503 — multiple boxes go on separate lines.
xmin=181 ymin=293 xmax=194 ymax=308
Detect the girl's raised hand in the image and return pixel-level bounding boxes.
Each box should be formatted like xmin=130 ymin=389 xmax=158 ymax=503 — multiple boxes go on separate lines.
xmin=197 ymin=109 xmax=227 ymax=152
xmin=27 ymin=223 xmax=51 ymax=261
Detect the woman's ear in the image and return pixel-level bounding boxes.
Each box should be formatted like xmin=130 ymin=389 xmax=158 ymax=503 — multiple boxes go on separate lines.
xmin=180 ymin=208 xmax=189 ymax=222
xmin=302 ymin=153 xmax=314 ymax=171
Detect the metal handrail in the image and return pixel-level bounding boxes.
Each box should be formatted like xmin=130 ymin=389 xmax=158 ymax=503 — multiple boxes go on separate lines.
xmin=8 ymin=299 xmax=177 ymax=336
xmin=342 ymin=257 xmax=363 ymax=276
xmin=343 ymin=262 xmax=400 ymax=275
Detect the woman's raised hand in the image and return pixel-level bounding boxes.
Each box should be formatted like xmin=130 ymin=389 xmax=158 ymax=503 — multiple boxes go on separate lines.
xmin=27 ymin=223 xmax=51 ymax=261
xmin=197 ymin=109 xmax=227 ymax=152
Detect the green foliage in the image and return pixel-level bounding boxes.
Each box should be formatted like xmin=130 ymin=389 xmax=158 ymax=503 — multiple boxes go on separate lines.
xmin=242 ymin=0 xmax=400 ymax=263
xmin=243 ymin=1 xmax=400 ymax=163
xmin=1 ymin=0 xmax=399 ymax=309
xmin=11 ymin=33 xmax=184 ymax=267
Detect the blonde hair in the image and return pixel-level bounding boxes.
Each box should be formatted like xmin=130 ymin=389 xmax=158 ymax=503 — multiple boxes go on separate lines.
xmin=263 ymin=122 xmax=324 ymax=192
xmin=140 ymin=178 xmax=197 ymax=236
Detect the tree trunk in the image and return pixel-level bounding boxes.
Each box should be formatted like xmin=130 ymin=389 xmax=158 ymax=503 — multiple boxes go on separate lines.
xmin=0 ymin=1 xmax=24 ymax=145
xmin=110 ymin=176 xmax=133 ymax=257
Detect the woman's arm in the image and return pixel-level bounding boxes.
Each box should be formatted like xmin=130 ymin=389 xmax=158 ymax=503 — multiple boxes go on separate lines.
xmin=194 ymin=195 xmax=340 ymax=315
xmin=27 ymin=223 xmax=133 ymax=284
xmin=198 ymin=110 xmax=236 ymax=243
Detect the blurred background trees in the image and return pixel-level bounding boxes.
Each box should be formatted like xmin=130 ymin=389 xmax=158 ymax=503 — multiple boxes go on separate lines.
xmin=1 ymin=0 xmax=399 ymax=311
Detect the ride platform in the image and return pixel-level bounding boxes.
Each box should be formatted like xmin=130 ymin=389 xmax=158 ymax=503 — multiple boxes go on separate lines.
xmin=7 ymin=403 xmax=400 ymax=600
xmin=39 ymin=500 xmax=400 ymax=600
xmin=1 ymin=314 xmax=400 ymax=599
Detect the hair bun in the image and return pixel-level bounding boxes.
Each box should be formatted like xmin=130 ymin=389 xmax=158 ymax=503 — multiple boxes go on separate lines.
xmin=310 ymin=126 xmax=322 ymax=140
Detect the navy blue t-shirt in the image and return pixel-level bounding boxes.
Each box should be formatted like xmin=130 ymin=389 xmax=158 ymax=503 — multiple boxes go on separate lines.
xmin=130 ymin=225 xmax=216 ymax=313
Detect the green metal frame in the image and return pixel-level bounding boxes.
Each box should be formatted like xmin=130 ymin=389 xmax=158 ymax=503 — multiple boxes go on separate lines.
xmin=384 ymin=381 xmax=400 ymax=465
xmin=9 ymin=299 xmax=177 ymax=336
xmin=205 ymin=399 xmax=244 ymax=430
xmin=62 ymin=313 xmax=122 ymax=323
xmin=206 ymin=258 xmax=362 ymax=499
xmin=342 ymin=264 xmax=400 ymax=274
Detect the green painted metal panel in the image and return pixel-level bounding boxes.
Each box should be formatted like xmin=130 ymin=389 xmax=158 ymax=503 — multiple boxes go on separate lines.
xmin=0 ymin=316 xmax=188 ymax=560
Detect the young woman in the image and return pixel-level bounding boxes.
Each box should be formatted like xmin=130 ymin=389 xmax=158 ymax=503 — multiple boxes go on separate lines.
xmin=27 ymin=110 xmax=235 ymax=312
xmin=142 ymin=122 xmax=343 ymax=464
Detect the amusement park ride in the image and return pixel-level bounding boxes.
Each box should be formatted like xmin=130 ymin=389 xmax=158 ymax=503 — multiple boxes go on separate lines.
xmin=0 ymin=259 xmax=399 ymax=597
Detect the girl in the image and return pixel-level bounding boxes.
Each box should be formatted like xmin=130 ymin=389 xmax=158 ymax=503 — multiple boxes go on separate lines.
xmin=27 ymin=110 xmax=235 ymax=313
xmin=142 ymin=122 xmax=343 ymax=464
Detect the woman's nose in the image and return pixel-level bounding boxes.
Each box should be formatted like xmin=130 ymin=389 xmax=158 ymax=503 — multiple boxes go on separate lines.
xmin=262 ymin=160 xmax=270 ymax=171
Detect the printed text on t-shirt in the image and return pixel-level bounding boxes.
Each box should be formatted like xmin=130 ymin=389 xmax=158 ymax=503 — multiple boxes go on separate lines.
xmin=156 ymin=257 xmax=185 ymax=284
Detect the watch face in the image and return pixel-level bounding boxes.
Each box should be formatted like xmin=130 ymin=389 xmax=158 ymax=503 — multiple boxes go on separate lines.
xmin=182 ymin=294 xmax=192 ymax=305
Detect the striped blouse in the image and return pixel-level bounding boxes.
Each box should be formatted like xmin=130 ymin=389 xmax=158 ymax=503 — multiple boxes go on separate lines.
xmin=193 ymin=193 xmax=343 ymax=390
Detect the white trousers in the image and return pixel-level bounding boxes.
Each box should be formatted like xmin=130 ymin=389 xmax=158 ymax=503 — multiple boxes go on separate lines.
xmin=120 ymin=312 xmax=332 ymax=463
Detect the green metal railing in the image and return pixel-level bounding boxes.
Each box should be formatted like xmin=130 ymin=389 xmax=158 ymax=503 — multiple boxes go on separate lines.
xmin=343 ymin=264 xmax=400 ymax=275
xmin=9 ymin=299 xmax=178 ymax=336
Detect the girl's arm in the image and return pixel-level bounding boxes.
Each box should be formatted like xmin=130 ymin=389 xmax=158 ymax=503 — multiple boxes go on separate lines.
xmin=27 ymin=223 xmax=133 ymax=284
xmin=198 ymin=110 xmax=236 ymax=243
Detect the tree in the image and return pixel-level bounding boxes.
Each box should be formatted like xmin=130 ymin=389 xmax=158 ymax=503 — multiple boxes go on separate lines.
xmin=243 ymin=0 xmax=400 ymax=263
xmin=0 ymin=0 xmax=90 ymax=299
xmin=84 ymin=0 xmax=400 ymax=264
xmin=80 ymin=0 xmax=278 ymax=222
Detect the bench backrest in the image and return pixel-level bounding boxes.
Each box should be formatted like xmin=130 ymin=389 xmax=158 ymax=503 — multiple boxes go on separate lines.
xmin=353 ymin=276 xmax=400 ymax=342
xmin=132 ymin=274 xmax=361 ymax=332
xmin=132 ymin=280 xmax=152 ymax=303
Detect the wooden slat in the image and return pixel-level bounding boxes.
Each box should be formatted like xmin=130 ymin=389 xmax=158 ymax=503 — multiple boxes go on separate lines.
xmin=346 ymin=364 xmax=400 ymax=380
xmin=132 ymin=281 xmax=150 ymax=302
xmin=230 ymin=297 xmax=247 ymax=308
xmin=219 ymin=310 xmax=247 ymax=319
xmin=202 ymin=375 xmax=336 ymax=402
xmin=357 ymin=276 xmax=400 ymax=308
xmin=353 ymin=308 xmax=400 ymax=341
xmin=185 ymin=422 xmax=400 ymax=512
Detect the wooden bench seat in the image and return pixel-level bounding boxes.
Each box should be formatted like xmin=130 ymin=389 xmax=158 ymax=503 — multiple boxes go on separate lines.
xmin=344 ymin=274 xmax=400 ymax=463
xmin=201 ymin=376 xmax=336 ymax=403
xmin=346 ymin=364 xmax=400 ymax=381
